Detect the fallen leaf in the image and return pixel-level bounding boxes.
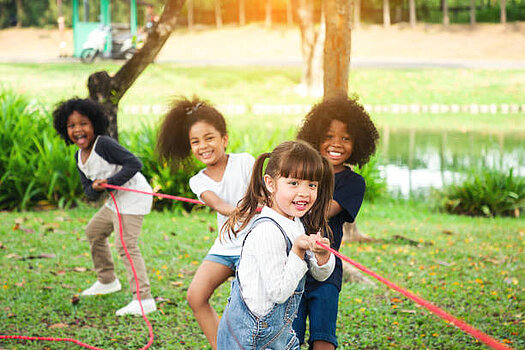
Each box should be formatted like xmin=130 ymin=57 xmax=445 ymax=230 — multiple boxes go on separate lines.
xmin=5 ymin=253 xmax=21 ymax=260
xmin=49 ymin=323 xmax=68 ymax=329
xmin=436 ymin=260 xmax=454 ymax=267
xmin=71 ymin=295 xmax=80 ymax=305
xmin=208 ymin=225 xmax=216 ymax=233
xmin=12 ymin=223 xmax=20 ymax=231
xmin=171 ymin=281 xmax=184 ymax=287
xmin=15 ymin=280 xmax=25 ymax=287
xmin=441 ymin=230 xmax=454 ymax=235
xmin=400 ymin=309 xmax=417 ymax=314
xmin=53 ymin=270 xmax=66 ymax=276
xmin=72 ymin=267 xmax=87 ymax=272
xmin=0 ymin=242 xmax=4 ymax=249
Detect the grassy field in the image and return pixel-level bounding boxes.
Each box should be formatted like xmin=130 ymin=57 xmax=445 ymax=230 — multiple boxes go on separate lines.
xmin=1 ymin=63 xmax=524 ymax=133
xmin=0 ymin=199 xmax=523 ymax=349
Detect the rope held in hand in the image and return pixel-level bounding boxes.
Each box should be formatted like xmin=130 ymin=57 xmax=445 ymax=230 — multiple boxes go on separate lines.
xmin=315 ymin=242 xmax=513 ymax=350
xmin=0 ymin=192 xmax=154 ymax=350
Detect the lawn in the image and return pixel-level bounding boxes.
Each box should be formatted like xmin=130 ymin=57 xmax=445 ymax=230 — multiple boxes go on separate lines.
xmin=0 ymin=199 xmax=523 ymax=349
xmin=1 ymin=63 xmax=524 ymax=133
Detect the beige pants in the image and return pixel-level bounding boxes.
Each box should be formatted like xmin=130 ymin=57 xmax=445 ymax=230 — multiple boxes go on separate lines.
xmin=85 ymin=206 xmax=152 ymax=300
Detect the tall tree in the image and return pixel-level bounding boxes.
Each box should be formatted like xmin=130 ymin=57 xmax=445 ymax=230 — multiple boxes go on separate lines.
xmin=353 ymin=0 xmax=361 ymax=29
xmin=265 ymin=0 xmax=272 ymax=28
xmin=215 ymin=0 xmax=223 ymax=28
xmin=409 ymin=0 xmax=416 ymax=27
xmin=238 ymin=0 xmax=245 ymax=26
xmin=323 ymin=0 xmax=351 ymax=99
xmin=293 ymin=0 xmax=323 ymax=96
xmin=16 ymin=0 xmax=22 ymax=27
xmin=187 ymin=0 xmax=194 ymax=29
xmin=470 ymin=0 xmax=476 ymax=26
xmin=383 ymin=0 xmax=390 ymax=27
xmin=88 ymin=0 xmax=186 ymax=139
xmin=442 ymin=0 xmax=450 ymax=26
xmin=500 ymin=0 xmax=506 ymax=23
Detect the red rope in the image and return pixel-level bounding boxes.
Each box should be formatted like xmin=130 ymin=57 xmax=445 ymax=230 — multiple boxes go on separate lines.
xmin=316 ymin=241 xmax=514 ymax=350
xmin=1 ymin=192 xmax=154 ymax=350
xmin=102 ymin=183 xmax=204 ymax=205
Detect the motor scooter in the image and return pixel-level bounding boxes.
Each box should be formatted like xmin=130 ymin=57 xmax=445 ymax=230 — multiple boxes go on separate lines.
xmin=80 ymin=25 xmax=142 ymax=63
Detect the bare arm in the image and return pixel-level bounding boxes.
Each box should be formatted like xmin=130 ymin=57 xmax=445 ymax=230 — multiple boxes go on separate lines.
xmin=327 ymin=199 xmax=343 ymax=218
xmin=200 ymin=190 xmax=236 ymax=216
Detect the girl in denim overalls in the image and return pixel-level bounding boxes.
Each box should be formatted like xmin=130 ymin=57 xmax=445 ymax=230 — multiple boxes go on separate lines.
xmin=218 ymin=140 xmax=336 ymax=350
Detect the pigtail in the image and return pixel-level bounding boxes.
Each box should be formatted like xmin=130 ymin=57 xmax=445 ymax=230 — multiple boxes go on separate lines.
xmin=221 ymin=152 xmax=271 ymax=240
xmin=156 ymin=97 xmax=194 ymax=168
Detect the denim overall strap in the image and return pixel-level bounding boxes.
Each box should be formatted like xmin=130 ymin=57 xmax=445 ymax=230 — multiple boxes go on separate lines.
xmin=218 ymin=216 xmax=303 ymax=350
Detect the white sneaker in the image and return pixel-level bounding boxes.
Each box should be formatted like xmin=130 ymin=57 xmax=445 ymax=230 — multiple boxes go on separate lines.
xmin=116 ymin=298 xmax=157 ymax=316
xmin=81 ymin=279 xmax=121 ymax=296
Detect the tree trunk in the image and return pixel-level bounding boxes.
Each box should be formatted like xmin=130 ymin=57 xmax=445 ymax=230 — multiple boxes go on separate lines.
xmin=500 ymin=0 xmax=507 ymax=24
xmin=293 ymin=0 xmax=323 ymax=96
xmin=470 ymin=0 xmax=476 ymax=26
xmin=443 ymin=0 xmax=449 ymax=27
xmin=265 ymin=0 xmax=272 ymax=28
xmin=323 ymin=0 xmax=351 ymax=99
xmin=383 ymin=0 xmax=390 ymax=27
xmin=239 ymin=0 xmax=245 ymax=26
xmin=215 ymin=0 xmax=223 ymax=28
xmin=187 ymin=0 xmax=194 ymax=29
xmin=16 ymin=0 xmax=23 ymax=28
xmin=87 ymin=0 xmax=186 ymax=140
xmin=409 ymin=0 xmax=416 ymax=27
xmin=353 ymin=0 xmax=361 ymax=29
xmin=286 ymin=0 xmax=293 ymax=26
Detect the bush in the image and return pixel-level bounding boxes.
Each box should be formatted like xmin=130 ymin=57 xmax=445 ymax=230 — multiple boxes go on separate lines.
xmin=355 ymin=155 xmax=387 ymax=202
xmin=0 ymin=89 xmax=82 ymax=210
xmin=440 ymin=169 xmax=524 ymax=217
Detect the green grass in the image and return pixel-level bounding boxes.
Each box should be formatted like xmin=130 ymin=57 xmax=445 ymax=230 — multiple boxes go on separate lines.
xmin=0 ymin=199 xmax=523 ymax=349
xmin=1 ymin=63 xmax=524 ymax=133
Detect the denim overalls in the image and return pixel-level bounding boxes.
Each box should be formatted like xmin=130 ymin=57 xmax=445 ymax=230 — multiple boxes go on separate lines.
xmin=217 ymin=217 xmax=306 ymax=350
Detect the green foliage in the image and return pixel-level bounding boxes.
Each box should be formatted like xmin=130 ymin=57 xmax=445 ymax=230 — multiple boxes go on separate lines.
xmin=0 ymin=89 xmax=82 ymax=210
xmin=355 ymin=155 xmax=387 ymax=202
xmin=440 ymin=169 xmax=524 ymax=217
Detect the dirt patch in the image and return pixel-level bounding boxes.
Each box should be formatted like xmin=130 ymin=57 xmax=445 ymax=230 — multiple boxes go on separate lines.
xmin=2 ymin=22 xmax=525 ymax=62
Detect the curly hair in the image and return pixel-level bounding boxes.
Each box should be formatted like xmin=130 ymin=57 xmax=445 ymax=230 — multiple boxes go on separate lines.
xmin=297 ymin=96 xmax=379 ymax=167
xmin=156 ymin=96 xmax=227 ymax=167
xmin=52 ymin=98 xmax=109 ymax=145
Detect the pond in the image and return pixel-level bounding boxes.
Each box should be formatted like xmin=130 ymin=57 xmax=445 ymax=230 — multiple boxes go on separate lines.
xmin=378 ymin=128 xmax=525 ymax=197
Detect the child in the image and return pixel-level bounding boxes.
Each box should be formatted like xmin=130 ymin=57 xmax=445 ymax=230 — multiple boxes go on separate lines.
xmin=52 ymin=98 xmax=156 ymax=316
xmin=294 ymin=95 xmax=379 ymax=349
xmin=217 ymin=140 xmax=336 ymax=350
xmin=156 ymin=97 xmax=255 ymax=350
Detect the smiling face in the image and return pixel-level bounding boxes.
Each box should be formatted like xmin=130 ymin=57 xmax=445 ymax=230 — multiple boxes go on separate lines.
xmin=67 ymin=111 xmax=95 ymax=152
xmin=320 ymin=119 xmax=353 ymax=173
xmin=188 ymin=121 xmax=228 ymax=167
xmin=264 ymin=175 xmax=318 ymax=220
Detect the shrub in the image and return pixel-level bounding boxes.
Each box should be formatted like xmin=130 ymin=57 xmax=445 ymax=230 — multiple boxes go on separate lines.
xmin=440 ymin=169 xmax=524 ymax=217
xmin=355 ymin=155 xmax=387 ymax=202
xmin=0 ymin=89 xmax=82 ymax=210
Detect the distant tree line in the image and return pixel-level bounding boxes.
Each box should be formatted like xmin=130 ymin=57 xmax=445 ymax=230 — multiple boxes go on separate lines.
xmin=1 ymin=0 xmax=524 ymax=29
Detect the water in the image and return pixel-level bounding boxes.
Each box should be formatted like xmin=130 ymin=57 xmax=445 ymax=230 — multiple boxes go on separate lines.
xmin=379 ymin=128 xmax=525 ymax=197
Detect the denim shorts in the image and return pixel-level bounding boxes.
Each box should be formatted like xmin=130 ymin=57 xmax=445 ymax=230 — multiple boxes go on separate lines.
xmin=204 ymin=254 xmax=240 ymax=270
xmin=293 ymin=282 xmax=339 ymax=348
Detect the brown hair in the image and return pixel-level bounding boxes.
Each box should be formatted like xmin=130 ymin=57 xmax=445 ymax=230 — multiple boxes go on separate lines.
xmin=156 ymin=96 xmax=227 ymax=168
xmin=222 ymin=140 xmax=334 ymax=240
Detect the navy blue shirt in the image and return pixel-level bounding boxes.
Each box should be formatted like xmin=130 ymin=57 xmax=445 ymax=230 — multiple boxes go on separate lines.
xmin=306 ymin=167 xmax=365 ymax=291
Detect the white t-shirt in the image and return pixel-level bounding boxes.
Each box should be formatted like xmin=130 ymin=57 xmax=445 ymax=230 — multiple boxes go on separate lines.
xmin=238 ymin=206 xmax=335 ymax=317
xmin=189 ymin=153 xmax=255 ymax=256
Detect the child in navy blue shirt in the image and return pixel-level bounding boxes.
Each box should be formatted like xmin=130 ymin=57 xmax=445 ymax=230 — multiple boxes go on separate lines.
xmin=53 ymin=98 xmax=156 ymax=316
xmin=294 ymin=95 xmax=379 ymax=349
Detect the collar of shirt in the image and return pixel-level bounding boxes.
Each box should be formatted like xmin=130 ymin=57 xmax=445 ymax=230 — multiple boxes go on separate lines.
xmin=259 ymin=206 xmax=305 ymax=241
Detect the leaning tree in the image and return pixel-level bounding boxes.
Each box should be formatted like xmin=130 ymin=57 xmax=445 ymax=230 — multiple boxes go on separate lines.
xmin=87 ymin=0 xmax=186 ymax=140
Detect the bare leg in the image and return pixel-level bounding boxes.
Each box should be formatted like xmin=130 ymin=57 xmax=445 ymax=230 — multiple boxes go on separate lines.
xmin=312 ymin=340 xmax=335 ymax=350
xmin=187 ymin=260 xmax=234 ymax=350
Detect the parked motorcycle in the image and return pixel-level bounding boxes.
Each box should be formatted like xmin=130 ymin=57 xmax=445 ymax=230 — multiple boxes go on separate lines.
xmin=80 ymin=25 xmax=142 ymax=63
